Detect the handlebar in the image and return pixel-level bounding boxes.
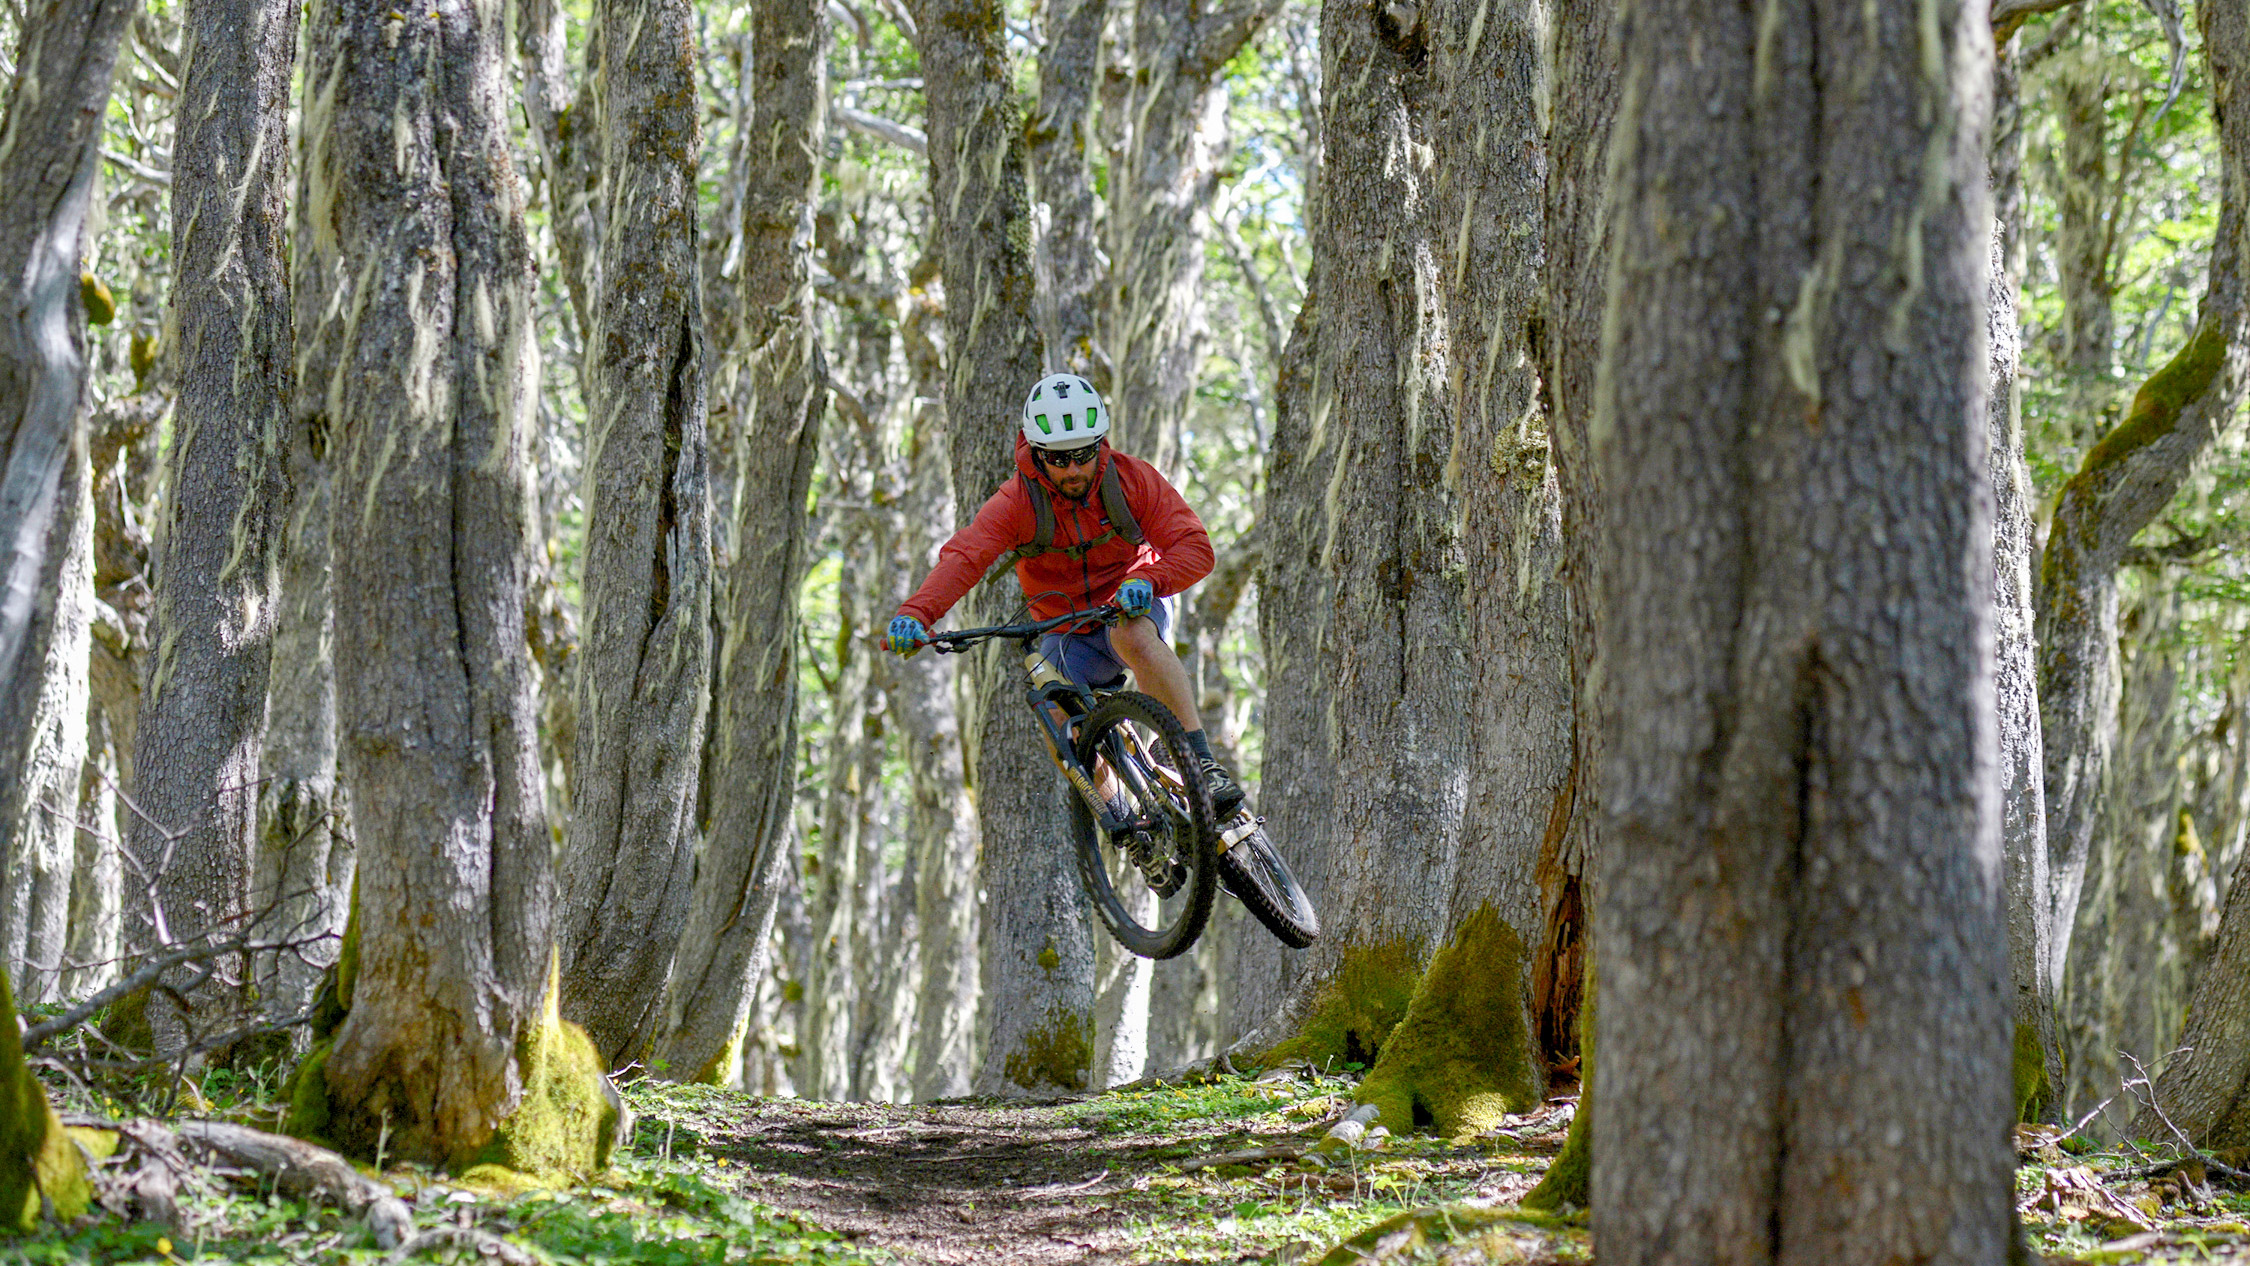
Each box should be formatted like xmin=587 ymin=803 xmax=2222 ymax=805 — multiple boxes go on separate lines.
xmin=924 ymin=604 xmax=1123 ymax=654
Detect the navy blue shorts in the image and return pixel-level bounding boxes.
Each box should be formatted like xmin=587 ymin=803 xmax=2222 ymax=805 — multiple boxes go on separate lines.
xmin=1041 ymin=597 xmax=1173 ymax=690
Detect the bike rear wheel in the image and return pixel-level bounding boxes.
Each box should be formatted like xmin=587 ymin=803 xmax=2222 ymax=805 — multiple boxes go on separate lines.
xmin=1217 ymin=818 xmax=1320 ymax=948
xmin=1067 ymin=692 xmax=1218 ymax=960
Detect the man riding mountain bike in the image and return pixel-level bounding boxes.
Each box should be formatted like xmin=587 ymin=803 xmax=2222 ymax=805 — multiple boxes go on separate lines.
xmin=884 ymin=373 xmax=1245 ymax=819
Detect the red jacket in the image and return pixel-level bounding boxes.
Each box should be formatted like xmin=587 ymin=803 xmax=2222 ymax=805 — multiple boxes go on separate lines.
xmin=899 ymin=437 xmax=1214 ymax=627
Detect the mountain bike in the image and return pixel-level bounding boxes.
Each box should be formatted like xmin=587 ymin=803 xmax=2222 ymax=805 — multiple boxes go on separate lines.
xmin=925 ymin=604 xmax=1320 ymax=959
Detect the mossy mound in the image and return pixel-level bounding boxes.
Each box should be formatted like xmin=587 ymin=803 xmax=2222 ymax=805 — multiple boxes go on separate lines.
xmin=281 ymin=1040 xmax=337 ymax=1145
xmin=1355 ymin=907 xmax=1540 ymax=1136
xmin=0 ymin=966 xmax=92 ymax=1233
xmin=477 ymin=974 xmax=620 ymax=1179
xmin=1261 ymin=937 xmax=1425 ymax=1072
xmin=2014 ymin=1018 xmax=2050 ymax=1125
xmin=1002 ymin=1004 xmax=1093 ymax=1092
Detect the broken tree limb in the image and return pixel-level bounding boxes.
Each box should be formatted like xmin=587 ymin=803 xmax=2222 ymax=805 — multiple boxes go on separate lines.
xmin=171 ymin=1120 xmax=413 ymax=1247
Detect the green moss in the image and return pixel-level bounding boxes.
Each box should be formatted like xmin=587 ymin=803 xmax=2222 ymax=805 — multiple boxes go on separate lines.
xmin=683 ymin=1022 xmax=748 ymax=1086
xmin=476 ymin=957 xmax=620 ymax=1179
xmin=102 ymin=984 xmax=153 ymax=1052
xmin=1315 ymin=1206 xmax=1573 ymax=1265
xmin=1354 ymin=907 xmax=1540 ymax=1136
xmin=282 ymin=1039 xmax=337 ymax=1145
xmin=336 ymin=873 xmax=361 ymax=1015
xmin=1035 ymin=938 xmax=1061 ymax=974
xmin=1001 ymin=1005 xmax=1092 ymax=1092
xmin=1523 ymin=949 xmax=1593 ymax=1213
xmin=80 ymin=273 xmax=115 ymax=325
xmin=2078 ymin=319 xmax=2229 ymax=478
xmin=0 ymin=966 xmax=92 ymax=1234
xmin=2014 ymin=1019 xmax=2051 ymax=1125
xmin=1262 ymin=938 xmax=1425 ymax=1071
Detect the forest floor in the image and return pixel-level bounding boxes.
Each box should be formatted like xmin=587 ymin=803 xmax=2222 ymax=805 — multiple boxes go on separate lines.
xmin=17 ymin=1065 xmax=2250 ymax=1264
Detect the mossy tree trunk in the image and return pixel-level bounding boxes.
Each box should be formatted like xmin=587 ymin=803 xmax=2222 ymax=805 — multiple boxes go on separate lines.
xmin=2036 ymin=0 xmax=2250 ymax=1037
xmin=913 ymin=0 xmax=1094 ymax=1096
xmin=0 ymin=964 xmax=90 ymax=1232
xmin=555 ymin=0 xmax=715 ymax=1069
xmin=1349 ymin=0 xmax=1569 ymax=1136
xmin=1591 ymin=0 xmax=2013 ymax=1258
xmin=0 ymin=0 xmax=139 ymax=1008
xmin=651 ymin=0 xmax=826 ymax=1085
xmin=127 ymin=0 xmax=295 ymax=1052
xmin=309 ymin=0 xmax=578 ymax=1170
xmin=2132 ymin=6 xmax=2250 ymax=1125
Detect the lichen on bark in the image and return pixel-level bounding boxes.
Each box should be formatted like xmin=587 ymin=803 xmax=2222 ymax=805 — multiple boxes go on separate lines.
xmin=1001 ymin=1004 xmax=1094 ymax=1093
xmin=1355 ymin=908 xmax=1540 ymax=1137
xmin=1259 ymin=938 xmax=1424 ymax=1072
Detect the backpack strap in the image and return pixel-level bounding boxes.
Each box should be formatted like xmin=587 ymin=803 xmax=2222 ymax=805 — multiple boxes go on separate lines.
xmin=978 ymin=472 xmax=1057 ymax=587
xmin=1098 ymin=460 xmax=1144 ymax=546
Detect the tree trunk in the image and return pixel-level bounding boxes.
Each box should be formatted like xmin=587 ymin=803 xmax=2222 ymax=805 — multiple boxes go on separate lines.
xmin=310 ymin=0 xmax=573 ymax=1169
xmin=556 ymin=0 xmax=715 ymax=1069
xmin=1028 ymin=0 xmax=1107 ymax=379
xmin=1101 ymin=0 xmax=1278 ymax=476
xmin=0 ymin=0 xmax=140 ymax=1007
xmin=128 ymin=0 xmax=294 ymax=1050
xmin=254 ymin=0 xmax=354 ymax=1031
xmin=1989 ymin=38 xmax=2061 ymax=1121
xmin=650 ymin=0 xmax=826 ymax=1085
xmin=2037 ymin=0 xmax=2250 ymax=1042
xmin=2053 ymin=26 xmax=2116 ymax=378
xmin=0 ymin=449 xmax=87 ymax=1004
xmin=1590 ymin=0 xmax=2013 ymax=1259
xmin=72 ymin=391 xmax=165 ymax=1001
xmin=914 ymin=0 xmax=1092 ymax=1096
xmin=893 ymin=296 xmax=983 ymax=1101
xmin=805 ymin=537 xmax=880 ymax=1101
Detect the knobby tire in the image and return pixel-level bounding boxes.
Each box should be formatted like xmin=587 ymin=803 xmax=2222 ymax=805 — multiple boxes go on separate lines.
xmin=1219 ymin=824 xmax=1320 ymax=949
xmin=1067 ymin=691 xmax=1218 ymax=960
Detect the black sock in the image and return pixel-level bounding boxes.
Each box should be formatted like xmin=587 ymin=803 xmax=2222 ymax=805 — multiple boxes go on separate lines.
xmin=1183 ymin=729 xmax=1216 ymax=765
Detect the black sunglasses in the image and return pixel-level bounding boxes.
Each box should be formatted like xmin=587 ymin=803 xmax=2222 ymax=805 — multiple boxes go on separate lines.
xmin=1039 ymin=442 xmax=1102 ymax=469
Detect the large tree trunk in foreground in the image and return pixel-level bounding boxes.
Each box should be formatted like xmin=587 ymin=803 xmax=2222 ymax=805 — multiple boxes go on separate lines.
xmin=1590 ymin=0 xmax=2012 ymax=1259
xmin=556 ymin=0 xmax=714 ymax=1069
xmin=128 ymin=0 xmax=294 ymax=1050
xmin=2130 ymin=0 xmax=2250 ymax=1147
xmin=0 ymin=0 xmax=140 ymax=1003
xmin=1347 ymin=0 xmax=1568 ymax=1138
xmin=1990 ymin=38 xmax=2061 ymax=1120
xmin=651 ymin=0 xmax=826 ymax=1085
xmin=915 ymin=0 xmax=1091 ymax=1097
xmin=311 ymin=0 xmax=572 ymax=1169
xmin=2038 ymin=0 xmax=2250 ymax=1036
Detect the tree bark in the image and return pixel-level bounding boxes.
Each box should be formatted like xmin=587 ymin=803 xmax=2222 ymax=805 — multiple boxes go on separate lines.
xmin=254 ymin=0 xmax=353 ymax=1031
xmin=913 ymin=0 xmax=1092 ymax=1096
xmin=2037 ymin=0 xmax=2250 ymax=1041
xmin=894 ymin=295 xmax=983 ymax=1101
xmin=1989 ymin=40 xmax=2062 ymax=1120
xmin=1028 ymin=0 xmax=1108 ymax=379
xmin=556 ymin=0 xmax=715 ymax=1069
xmin=1590 ymin=0 xmax=2013 ymax=1258
xmin=1102 ymin=0 xmax=1278 ymax=477
xmin=312 ymin=0 xmax=559 ymax=1167
xmin=0 ymin=0 xmax=140 ymax=1007
xmin=0 ymin=448 xmax=87 ymax=1004
xmin=128 ymin=0 xmax=294 ymax=1049
xmin=650 ymin=0 xmax=826 ymax=1085
xmin=2129 ymin=7 xmax=2250 ymax=1145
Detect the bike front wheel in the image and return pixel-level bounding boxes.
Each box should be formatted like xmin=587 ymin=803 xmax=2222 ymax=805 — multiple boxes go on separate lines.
xmin=1067 ymin=691 xmax=1218 ymax=960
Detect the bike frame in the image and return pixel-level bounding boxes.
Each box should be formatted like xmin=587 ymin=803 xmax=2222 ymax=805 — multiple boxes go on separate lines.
xmin=926 ymin=605 xmax=1186 ymax=837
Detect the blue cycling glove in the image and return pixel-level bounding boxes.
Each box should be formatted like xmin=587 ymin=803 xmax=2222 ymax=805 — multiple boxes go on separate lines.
xmin=1116 ymin=578 xmax=1154 ymax=617
xmin=886 ymin=615 xmax=927 ymax=656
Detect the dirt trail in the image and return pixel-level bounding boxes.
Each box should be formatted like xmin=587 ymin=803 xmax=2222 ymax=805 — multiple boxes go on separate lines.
xmin=673 ymin=1088 xmax=1567 ymax=1265
xmin=705 ymin=1097 xmax=1223 ymax=1264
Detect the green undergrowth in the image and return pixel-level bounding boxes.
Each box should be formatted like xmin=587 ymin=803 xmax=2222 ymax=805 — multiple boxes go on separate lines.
xmin=1067 ymin=1071 xmax=1358 ymax=1136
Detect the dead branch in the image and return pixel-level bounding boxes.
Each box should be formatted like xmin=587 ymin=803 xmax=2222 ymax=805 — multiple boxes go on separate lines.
xmin=171 ymin=1120 xmax=414 ymax=1248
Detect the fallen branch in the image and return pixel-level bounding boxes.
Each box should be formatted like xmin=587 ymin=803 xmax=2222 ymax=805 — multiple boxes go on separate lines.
xmin=385 ymin=1225 xmax=541 ymax=1265
xmin=1177 ymin=1144 xmax=1306 ymax=1173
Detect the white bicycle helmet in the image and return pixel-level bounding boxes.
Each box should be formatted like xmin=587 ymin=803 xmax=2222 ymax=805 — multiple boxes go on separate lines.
xmin=1021 ymin=373 xmax=1111 ymax=449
